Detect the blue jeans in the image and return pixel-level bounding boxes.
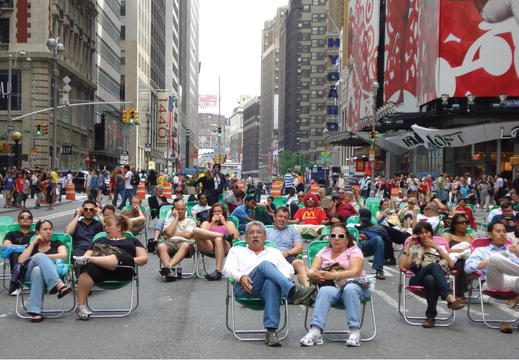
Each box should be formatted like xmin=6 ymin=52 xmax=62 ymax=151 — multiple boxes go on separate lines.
xmin=112 ymin=186 xmax=124 ymax=207
xmin=357 ymin=236 xmax=384 ymax=270
xmin=24 ymin=253 xmax=62 ymax=315
xmin=311 ymin=283 xmax=371 ymax=330
xmin=154 ymin=219 xmax=165 ymax=231
xmin=234 ymin=261 xmax=295 ymax=329
xmin=409 ymin=263 xmax=452 ymax=318
xmin=118 ymin=188 xmax=135 ymax=209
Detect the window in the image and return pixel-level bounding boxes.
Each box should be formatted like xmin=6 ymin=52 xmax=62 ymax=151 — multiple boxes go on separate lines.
xmin=0 ymin=70 xmax=21 ymax=110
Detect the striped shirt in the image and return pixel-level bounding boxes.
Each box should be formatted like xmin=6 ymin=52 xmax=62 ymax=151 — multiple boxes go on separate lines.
xmin=284 ymin=173 xmax=295 ymax=189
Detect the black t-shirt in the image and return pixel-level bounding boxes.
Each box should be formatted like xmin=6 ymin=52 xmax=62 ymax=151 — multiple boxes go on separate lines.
xmin=73 ymin=219 xmax=104 ymax=250
xmin=30 ymin=240 xmax=64 ymax=256
xmin=90 ymin=237 xmax=144 ymax=257
xmin=4 ymin=230 xmax=36 ymax=245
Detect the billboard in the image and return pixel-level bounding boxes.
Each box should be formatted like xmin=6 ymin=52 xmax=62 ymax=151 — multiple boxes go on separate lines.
xmin=383 ymin=0 xmax=519 ymax=110
xmin=345 ymin=0 xmax=380 ymax=131
xmin=437 ymin=0 xmax=519 ymax=99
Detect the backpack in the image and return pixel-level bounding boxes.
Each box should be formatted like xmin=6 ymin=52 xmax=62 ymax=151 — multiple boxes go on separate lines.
xmin=130 ymin=172 xmax=140 ymax=186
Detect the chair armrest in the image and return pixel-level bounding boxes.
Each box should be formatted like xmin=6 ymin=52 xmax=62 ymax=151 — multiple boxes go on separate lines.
xmin=472 ymin=271 xmax=482 ymax=278
xmin=227 ymin=278 xmax=235 ymax=284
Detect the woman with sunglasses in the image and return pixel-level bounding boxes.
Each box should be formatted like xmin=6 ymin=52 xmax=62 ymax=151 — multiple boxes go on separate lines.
xmin=73 ymin=214 xmax=148 ymax=320
xmin=400 ymin=222 xmax=464 ymax=328
xmin=3 ymin=210 xmax=36 ymax=272
xmin=452 ymin=198 xmax=476 ymax=229
xmin=443 ymin=213 xmax=475 ymax=302
xmin=17 ymin=220 xmax=71 ymax=322
xmin=300 ymin=223 xmax=370 ymax=347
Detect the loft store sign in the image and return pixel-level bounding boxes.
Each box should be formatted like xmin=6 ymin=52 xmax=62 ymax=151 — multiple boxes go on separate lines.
xmin=327 ymin=37 xmax=340 ymax=117
xmin=411 ymin=122 xmax=519 ymax=148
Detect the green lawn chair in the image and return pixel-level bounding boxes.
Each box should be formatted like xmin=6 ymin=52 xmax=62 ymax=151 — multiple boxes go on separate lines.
xmin=1 ymin=223 xmax=38 ymax=290
xmin=440 ymin=228 xmax=477 ymax=236
xmin=159 ymin=205 xmax=174 ymax=220
xmin=0 ymin=216 xmax=15 ymax=242
xmin=225 ymin=240 xmax=288 ymax=341
xmin=303 ymin=239 xmax=376 ymax=342
xmin=187 ymin=201 xmax=199 ymax=217
xmin=272 ymin=196 xmax=288 ymax=208
xmin=16 ymin=233 xmax=74 ymax=319
xmin=85 ymin=233 xmax=140 ymax=318
xmin=466 ymin=204 xmax=475 ymax=212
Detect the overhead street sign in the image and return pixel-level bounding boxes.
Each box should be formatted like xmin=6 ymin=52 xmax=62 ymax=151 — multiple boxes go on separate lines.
xmin=120 ymin=155 xmax=129 ymax=165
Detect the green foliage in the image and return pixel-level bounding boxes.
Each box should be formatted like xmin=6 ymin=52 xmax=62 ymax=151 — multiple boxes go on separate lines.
xmin=278 ymin=150 xmax=309 ymax=175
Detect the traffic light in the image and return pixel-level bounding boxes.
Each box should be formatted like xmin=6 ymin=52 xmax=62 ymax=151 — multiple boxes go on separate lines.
xmin=122 ymin=109 xmax=130 ymax=124
xmin=369 ymin=130 xmax=379 ymax=143
xmin=133 ymin=110 xmax=139 ymax=125
xmin=42 ymin=123 xmax=48 ymax=136
xmin=129 ymin=109 xmax=136 ymax=125
xmin=35 ymin=124 xmax=42 ymax=136
xmin=258 ymin=156 xmax=263 ymax=165
xmin=217 ymin=126 xmax=222 ymax=137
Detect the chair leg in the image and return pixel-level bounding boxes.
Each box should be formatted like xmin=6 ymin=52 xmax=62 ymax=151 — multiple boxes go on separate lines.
xmin=87 ymin=278 xmax=139 ymax=318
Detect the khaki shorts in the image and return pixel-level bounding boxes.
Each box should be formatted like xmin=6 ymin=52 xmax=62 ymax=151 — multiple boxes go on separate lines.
xmin=163 ymin=238 xmax=195 ymax=258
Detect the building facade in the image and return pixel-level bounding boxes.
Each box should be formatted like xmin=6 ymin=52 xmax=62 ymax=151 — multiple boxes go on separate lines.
xmin=259 ymin=6 xmax=287 ymax=182
xmin=178 ymin=0 xmax=199 ymax=170
xmin=228 ymin=95 xmax=252 ymax=165
xmin=0 ymin=0 xmax=97 ymax=170
xmin=198 ymin=112 xmax=226 ymax=150
xmin=241 ymin=96 xmax=260 ymax=177
xmin=280 ymin=0 xmax=336 ymax=166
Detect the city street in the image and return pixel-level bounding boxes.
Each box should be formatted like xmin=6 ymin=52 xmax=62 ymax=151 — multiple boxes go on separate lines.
xmin=0 ymin=198 xmax=516 ymax=358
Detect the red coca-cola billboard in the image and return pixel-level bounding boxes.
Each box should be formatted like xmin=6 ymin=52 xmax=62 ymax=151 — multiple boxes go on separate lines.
xmin=345 ymin=0 xmax=380 ymax=131
xmin=383 ymin=0 xmax=519 ymax=109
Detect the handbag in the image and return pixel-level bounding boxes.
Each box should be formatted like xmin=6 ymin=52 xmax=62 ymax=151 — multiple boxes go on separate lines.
xmin=410 ymin=245 xmax=449 ymax=274
xmin=9 ymin=257 xmax=31 ymax=294
xmin=91 ymin=243 xmax=121 ymax=256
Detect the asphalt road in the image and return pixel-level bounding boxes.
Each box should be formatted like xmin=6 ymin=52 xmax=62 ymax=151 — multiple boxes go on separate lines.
xmin=0 ymin=197 xmax=517 ymax=358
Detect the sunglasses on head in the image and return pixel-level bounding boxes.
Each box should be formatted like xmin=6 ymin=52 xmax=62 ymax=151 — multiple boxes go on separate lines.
xmin=19 ymin=215 xmax=32 ymax=220
xmin=330 ymin=233 xmax=346 ymax=238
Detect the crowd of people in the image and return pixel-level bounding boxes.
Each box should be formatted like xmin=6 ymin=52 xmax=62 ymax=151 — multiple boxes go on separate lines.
xmin=1 ymin=164 xmax=519 ymax=347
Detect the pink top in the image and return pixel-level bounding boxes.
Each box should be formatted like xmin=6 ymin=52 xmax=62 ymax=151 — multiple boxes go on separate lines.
xmin=210 ymin=224 xmax=229 ymax=235
xmin=317 ymin=246 xmax=366 ymax=277
xmin=404 ymin=235 xmax=450 ymax=251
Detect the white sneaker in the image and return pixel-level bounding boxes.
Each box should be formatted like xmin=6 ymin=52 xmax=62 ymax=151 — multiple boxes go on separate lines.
xmin=75 ymin=305 xmax=92 ymax=320
xmin=73 ymin=256 xmax=90 ymax=266
xmin=9 ymin=288 xmax=20 ymax=296
xmin=346 ymin=329 xmax=361 ymax=347
xmin=300 ymin=331 xmax=324 ymax=346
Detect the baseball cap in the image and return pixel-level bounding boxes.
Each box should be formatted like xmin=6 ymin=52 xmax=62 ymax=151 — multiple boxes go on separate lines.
xmin=359 ymin=208 xmax=372 ymax=222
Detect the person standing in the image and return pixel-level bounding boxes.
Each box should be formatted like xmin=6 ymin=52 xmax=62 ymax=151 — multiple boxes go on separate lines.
xmin=3 ymin=172 xmax=14 ymax=208
xmin=283 ymin=169 xmax=295 ymax=197
xmin=118 ymin=165 xmax=135 ymax=209
xmin=112 ymin=169 xmax=125 ymax=208
xmin=208 ymin=163 xmax=227 ymax=206
xmin=48 ymin=168 xmax=59 ymax=210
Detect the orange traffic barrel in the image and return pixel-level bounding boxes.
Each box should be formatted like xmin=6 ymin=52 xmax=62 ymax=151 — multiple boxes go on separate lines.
xmin=163 ymin=181 xmax=172 ymax=199
xmin=391 ymin=188 xmax=400 ymax=198
xmin=236 ymin=181 xmax=245 ymax=191
xmin=311 ymin=184 xmax=319 ymax=194
xmin=137 ymin=181 xmax=146 ymax=199
xmin=271 ymin=181 xmax=282 ymax=197
xmin=66 ymin=183 xmax=76 ymax=200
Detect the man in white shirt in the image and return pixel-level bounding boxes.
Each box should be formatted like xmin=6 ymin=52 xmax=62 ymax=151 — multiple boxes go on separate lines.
xmin=118 ymin=165 xmax=135 ymax=210
xmin=157 ymin=199 xmax=196 ymax=282
xmin=223 ymin=221 xmax=316 ymax=347
xmin=191 ymin=193 xmax=211 ymax=221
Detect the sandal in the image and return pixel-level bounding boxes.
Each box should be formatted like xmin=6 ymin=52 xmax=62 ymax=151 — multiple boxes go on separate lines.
xmin=30 ymin=314 xmax=45 ymax=323
xmin=57 ymin=285 xmax=72 ymax=299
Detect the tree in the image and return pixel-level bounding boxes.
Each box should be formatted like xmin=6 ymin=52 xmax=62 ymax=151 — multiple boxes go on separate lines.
xmin=278 ymin=150 xmax=309 ymax=176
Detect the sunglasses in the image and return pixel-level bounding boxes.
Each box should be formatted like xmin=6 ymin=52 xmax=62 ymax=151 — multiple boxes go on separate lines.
xmin=330 ymin=233 xmax=346 ymax=239
xmin=19 ymin=215 xmax=32 ymax=220
xmin=83 ymin=207 xmax=96 ymax=212
xmin=453 ymin=220 xmax=469 ymax=225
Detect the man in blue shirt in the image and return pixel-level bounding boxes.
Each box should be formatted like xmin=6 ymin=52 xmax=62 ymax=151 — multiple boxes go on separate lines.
xmin=283 ymin=169 xmax=295 ymax=197
xmin=490 ymin=201 xmax=516 ymax=233
xmin=266 ymin=207 xmax=309 ymax=286
xmin=230 ymin=195 xmax=257 ymax=232
xmin=465 ymin=222 xmax=519 ymax=292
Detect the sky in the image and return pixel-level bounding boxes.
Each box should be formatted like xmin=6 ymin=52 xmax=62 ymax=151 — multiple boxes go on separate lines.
xmin=198 ymin=0 xmax=288 ymax=118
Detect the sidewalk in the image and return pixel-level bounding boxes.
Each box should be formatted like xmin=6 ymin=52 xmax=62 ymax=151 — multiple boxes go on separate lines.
xmin=0 ymin=193 xmax=88 ymax=215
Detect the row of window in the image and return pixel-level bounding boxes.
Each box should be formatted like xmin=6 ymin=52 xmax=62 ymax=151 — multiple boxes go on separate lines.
xmin=97 ymin=36 xmax=120 ymax=72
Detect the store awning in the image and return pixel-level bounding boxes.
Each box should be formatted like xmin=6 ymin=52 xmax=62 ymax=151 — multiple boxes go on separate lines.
xmin=328 ymin=131 xmax=410 ymax=155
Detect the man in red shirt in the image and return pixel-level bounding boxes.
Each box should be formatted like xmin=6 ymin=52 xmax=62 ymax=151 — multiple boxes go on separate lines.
xmin=289 ymin=194 xmax=328 ymax=238
xmin=327 ymin=190 xmax=357 ymax=220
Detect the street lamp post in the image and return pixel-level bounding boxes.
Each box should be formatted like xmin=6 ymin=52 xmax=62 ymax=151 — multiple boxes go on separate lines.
xmin=11 ymin=131 xmax=22 ymax=169
xmin=47 ymin=38 xmax=64 ymax=169
xmin=369 ymin=81 xmax=379 ymax=198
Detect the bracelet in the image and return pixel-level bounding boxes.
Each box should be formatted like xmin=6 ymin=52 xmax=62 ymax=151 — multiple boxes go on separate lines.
xmin=402 ymin=251 xmax=409 ymax=256
xmin=335 ymin=270 xmax=339 ymax=280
